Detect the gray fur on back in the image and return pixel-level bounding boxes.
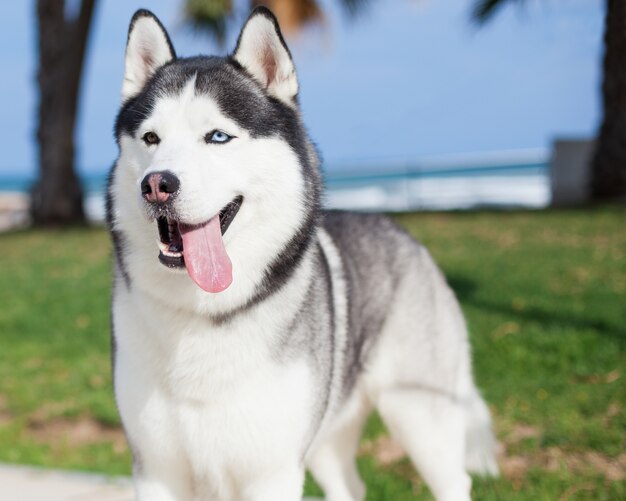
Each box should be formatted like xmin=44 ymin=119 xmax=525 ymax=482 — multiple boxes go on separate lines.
xmin=321 ymin=210 xmax=424 ymax=398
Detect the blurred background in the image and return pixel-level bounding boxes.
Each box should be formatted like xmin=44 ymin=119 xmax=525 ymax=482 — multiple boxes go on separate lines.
xmin=0 ymin=1 xmax=624 ymax=500
xmin=0 ymin=0 xmax=615 ymax=226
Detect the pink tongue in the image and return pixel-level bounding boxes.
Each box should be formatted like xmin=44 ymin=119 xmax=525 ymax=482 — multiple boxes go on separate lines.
xmin=180 ymin=215 xmax=232 ymax=293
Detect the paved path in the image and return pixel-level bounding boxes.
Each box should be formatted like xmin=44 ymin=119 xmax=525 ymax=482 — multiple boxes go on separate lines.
xmin=0 ymin=463 xmax=322 ymax=500
xmin=0 ymin=464 xmax=133 ymax=501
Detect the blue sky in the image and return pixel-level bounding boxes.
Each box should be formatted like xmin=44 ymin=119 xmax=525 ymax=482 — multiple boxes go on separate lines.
xmin=0 ymin=0 xmax=603 ymax=175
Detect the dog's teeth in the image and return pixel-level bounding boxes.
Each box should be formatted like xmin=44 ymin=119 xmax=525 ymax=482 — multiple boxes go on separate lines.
xmin=159 ymin=242 xmax=182 ymax=258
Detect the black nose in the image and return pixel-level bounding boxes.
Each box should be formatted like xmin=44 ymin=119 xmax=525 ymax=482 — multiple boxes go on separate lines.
xmin=141 ymin=171 xmax=180 ymax=204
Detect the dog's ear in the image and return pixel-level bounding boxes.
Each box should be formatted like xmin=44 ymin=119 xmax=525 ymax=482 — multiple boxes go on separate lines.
xmin=122 ymin=10 xmax=175 ymax=102
xmin=233 ymin=7 xmax=298 ymax=105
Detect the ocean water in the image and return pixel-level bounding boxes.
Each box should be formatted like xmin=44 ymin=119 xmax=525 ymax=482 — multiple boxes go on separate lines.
xmin=0 ymin=158 xmax=550 ymax=221
xmin=325 ymin=161 xmax=549 ymax=211
xmin=0 ymin=172 xmax=108 ymax=196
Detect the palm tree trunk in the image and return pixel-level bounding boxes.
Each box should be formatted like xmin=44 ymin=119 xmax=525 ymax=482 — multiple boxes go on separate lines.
xmin=590 ymin=0 xmax=626 ymax=202
xmin=32 ymin=0 xmax=96 ymax=225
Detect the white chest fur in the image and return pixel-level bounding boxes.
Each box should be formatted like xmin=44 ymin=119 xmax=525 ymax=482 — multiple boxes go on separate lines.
xmin=113 ymin=278 xmax=316 ymax=499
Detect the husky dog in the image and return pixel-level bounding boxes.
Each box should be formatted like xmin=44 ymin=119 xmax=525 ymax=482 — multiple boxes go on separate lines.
xmin=107 ymin=7 xmax=498 ymax=501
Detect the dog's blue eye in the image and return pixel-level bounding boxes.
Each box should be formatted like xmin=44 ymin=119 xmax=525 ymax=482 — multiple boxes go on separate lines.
xmin=205 ymin=130 xmax=233 ymax=144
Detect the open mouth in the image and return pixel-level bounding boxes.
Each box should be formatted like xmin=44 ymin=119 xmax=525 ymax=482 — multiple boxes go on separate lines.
xmin=156 ymin=195 xmax=243 ymax=269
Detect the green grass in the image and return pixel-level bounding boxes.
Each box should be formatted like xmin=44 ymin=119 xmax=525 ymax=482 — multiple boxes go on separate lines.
xmin=0 ymin=208 xmax=624 ymax=499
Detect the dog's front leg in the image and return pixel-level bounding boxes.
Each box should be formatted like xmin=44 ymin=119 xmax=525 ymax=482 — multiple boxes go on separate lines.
xmin=125 ymin=416 xmax=194 ymax=501
xmin=240 ymin=465 xmax=305 ymax=501
xmin=133 ymin=462 xmax=193 ymax=501
xmin=114 ymin=358 xmax=193 ymax=500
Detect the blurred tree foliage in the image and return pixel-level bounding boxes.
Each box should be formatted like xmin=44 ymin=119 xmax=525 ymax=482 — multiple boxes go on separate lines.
xmin=183 ymin=0 xmax=330 ymax=40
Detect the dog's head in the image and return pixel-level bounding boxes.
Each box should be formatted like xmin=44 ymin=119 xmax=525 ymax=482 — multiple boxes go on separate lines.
xmin=110 ymin=8 xmax=320 ymax=307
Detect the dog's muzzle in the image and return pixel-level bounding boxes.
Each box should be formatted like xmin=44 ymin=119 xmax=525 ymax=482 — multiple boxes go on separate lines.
xmin=155 ymin=196 xmax=243 ymax=269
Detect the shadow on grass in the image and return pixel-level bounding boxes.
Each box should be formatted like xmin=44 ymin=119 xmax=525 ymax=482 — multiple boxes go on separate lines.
xmin=447 ymin=274 xmax=625 ymax=345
